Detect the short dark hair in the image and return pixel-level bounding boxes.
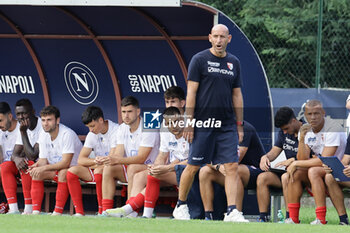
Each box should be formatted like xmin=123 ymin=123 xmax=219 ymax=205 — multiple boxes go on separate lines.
xmin=164 ymin=86 xmax=185 ymax=100
xmin=15 ymin=98 xmax=33 ymax=111
xmin=0 ymin=102 xmax=11 ymax=114
xmin=163 ymin=106 xmax=181 ymax=117
xmin=40 ymin=105 xmax=60 ymax=119
xmin=274 ymin=106 xmax=296 ymax=128
xmin=121 ymin=96 xmax=139 ymax=108
xmin=82 ymin=106 xmax=104 ymax=125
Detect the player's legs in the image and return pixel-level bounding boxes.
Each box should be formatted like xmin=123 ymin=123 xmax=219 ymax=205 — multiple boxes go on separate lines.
xmin=102 ymin=164 xmax=127 ymax=211
xmin=256 ymin=171 xmax=282 ymax=221
xmin=129 ymin=168 xmax=148 ymax=197
xmin=93 ymin=166 xmax=104 ymax=214
xmin=287 ymin=169 xmax=310 ymax=223
xmin=142 ymin=171 xmax=178 ymax=218
xmin=281 ymin=172 xmax=289 ymax=214
xmin=223 ymin=162 xmax=238 ymax=208
xmin=236 ymin=165 xmax=250 ymax=212
xmin=1 ymin=161 xmax=20 ymax=213
xmin=31 ymin=170 xmax=57 ymax=213
xmin=20 ymin=160 xmax=35 ymax=214
xmin=53 ymin=169 xmax=70 ymax=214
xmin=199 ymin=165 xmax=224 ymax=220
xmin=325 ymin=174 xmax=349 ymax=224
xmin=126 ymin=164 xmax=147 ymax=199
xmin=308 ymin=166 xmax=327 ymax=224
xmin=67 ymin=166 xmax=94 ymax=215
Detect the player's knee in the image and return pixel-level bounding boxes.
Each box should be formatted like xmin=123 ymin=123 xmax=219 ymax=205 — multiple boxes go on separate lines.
xmin=256 ymin=173 xmax=268 ymax=187
xmin=324 ymin=173 xmax=335 ymax=185
xmin=57 ymin=169 xmax=68 ymax=182
xmin=199 ymin=166 xmax=212 ymax=180
xmin=308 ymin=167 xmax=320 ymax=181
xmin=67 ymin=166 xmax=79 ymax=175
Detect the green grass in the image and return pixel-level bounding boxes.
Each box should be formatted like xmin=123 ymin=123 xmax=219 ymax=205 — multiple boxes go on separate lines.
xmin=0 ymin=207 xmax=348 ymax=233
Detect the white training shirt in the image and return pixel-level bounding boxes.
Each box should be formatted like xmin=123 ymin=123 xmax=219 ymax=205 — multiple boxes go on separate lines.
xmin=159 ymin=131 xmax=189 ymax=163
xmin=38 ymin=123 xmax=83 ymax=166
xmin=304 ymin=117 xmax=347 ymax=160
xmin=15 ymin=117 xmax=43 ymax=147
xmin=116 ymin=118 xmax=159 ymax=165
xmin=0 ymin=122 xmax=20 ymax=162
xmin=84 ymin=119 xmax=119 ymax=156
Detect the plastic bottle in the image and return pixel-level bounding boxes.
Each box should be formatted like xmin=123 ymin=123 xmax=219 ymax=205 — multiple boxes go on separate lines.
xmin=277 ymin=210 xmax=285 ymax=223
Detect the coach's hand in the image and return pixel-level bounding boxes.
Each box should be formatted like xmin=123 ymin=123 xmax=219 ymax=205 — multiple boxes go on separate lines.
xmin=259 ymin=155 xmax=270 ymax=171
xmin=322 ymin=164 xmax=332 ymax=174
xmin=183 ymin=125 xmax=194 ymax=143
xmin=344 ymin=165 xmax=350 ymax=177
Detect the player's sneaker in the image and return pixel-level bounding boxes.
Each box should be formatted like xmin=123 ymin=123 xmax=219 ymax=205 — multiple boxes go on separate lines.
xmin=284 ymin=218 xmax=296 ymax=224
xmin=22 ymin=211 xmax=32 ymax=215
xmin=106 ymin=207 xmax=127 ymax=218
xmin=73 ymin=213 xmax=84 ymax=217
xmin=6 ymin=210 xmax=20 ymax=215
xmin=310 ymin=218 xmax=327 ymax=225
xmin=223 ymin=209 xmax=249 ymax=222
xmin=32 ymin=210 xmax=41 ymax=215
xmin=125 ymin=211 xmax=138 ymax=218
xmin=339 ymin=221 xmax=349 ymax=225
xmin=173 ymin=204 xmax=190 ymax=220
xmin=50 ymin=211 xmax=62 ymax=216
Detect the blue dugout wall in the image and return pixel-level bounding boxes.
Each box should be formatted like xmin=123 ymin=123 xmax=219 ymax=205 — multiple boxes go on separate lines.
xmin=0 ymin=1 xmax=273 ymax=145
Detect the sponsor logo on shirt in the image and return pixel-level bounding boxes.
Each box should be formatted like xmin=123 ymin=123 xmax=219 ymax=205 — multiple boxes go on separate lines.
xmin=308 ymin=137 xmax=317 ymax=143
xmin=208 ymin=67 xmax=234 ymax=76
xmin=207 ymin=61 xmax=220 ymax=67
xmin=169 ymin=141 xmax=178 ymax=147
xmin=128 ymin=74 xmax=177 ymax=93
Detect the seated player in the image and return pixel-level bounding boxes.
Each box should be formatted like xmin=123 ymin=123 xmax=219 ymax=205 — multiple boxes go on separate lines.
xmin=0 ymin=102 xmax=19 ymax=213
xmin=257 ymin=107 xmax=302 ymax=222
xmin=67 ymin=106 xmax=119 ymax=215
xmin=29 ymin=106 xmax=82 ymax=215
xmin=286 ymin=100 xmax=346 ymax=224
xmin=95 ymin=96 xmax=159 ymax=215
xmin=106 ymin=107 xmax=188 ymax=218
xmin=323 ymin=134 xmax=350 ymax=225
xmin=199 ymin=121 xmax=265 ymax=221
xmin=1 ymin=99 xmax=42 ymax=214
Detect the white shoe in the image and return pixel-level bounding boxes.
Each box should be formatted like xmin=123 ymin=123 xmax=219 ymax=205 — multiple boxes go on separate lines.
xmin=21 ymin=211 xmax=32 ymax=215
xmin=50 ymin=211 xmax=62 ymax=216
xmin=284 ymin=218 xmax=296 ymax=224
xmin=173 ymin=204 xmax=190 ymax=220
xmin=32 ymin=210 xmax=41 ymax=215
xmin=6 ymin=210 xmax=20 ymax=215
xmin=73 ymin=213 xmax=84 ymax=217
xmin=106 ymin=207 xmax=127 ymax=218
xmin=310 ymin=218 xmax=326 ymax=225
xmin=223 ymin=209 xmax=249 ymax=223
xmin=125 ymin=211 xmax=138 ymax=218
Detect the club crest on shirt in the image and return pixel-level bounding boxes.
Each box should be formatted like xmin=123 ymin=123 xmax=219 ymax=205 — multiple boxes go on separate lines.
xmin=227 ymin=62 xmax=233 ymax=70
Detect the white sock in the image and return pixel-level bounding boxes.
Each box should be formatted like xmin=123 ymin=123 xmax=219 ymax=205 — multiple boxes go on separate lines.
xmin=24 ymin=204 xmax=32 ymax=213
xmin=142 ymin=207 xmax=154 ymax=218
xmin=122 ymin=204 xmax=134 ymax=215
xmin=128 ymin=211 xmax=138 ymax=218
xmin=9 ymin=203 xmax=19 ymax=212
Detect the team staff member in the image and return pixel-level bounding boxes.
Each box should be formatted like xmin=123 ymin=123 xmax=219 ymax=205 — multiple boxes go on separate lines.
xmin=199 ymin=121 xmax=265 ymax=221
xmin=324 ymin=135 xmax=350 ymax=225
xmin=257 ymin=107 xmax=302 ymax=222
xmin=95 ymin=96 xmax=159 ymax=214
xmin=67 ymin=106 xmax=119 ymax=215
xmin=1 ymin=99 xmax=42 ymax=214
xmin=29 ymin=106 xmax=82 ymax=215
xmin=286 ymin=100 xmax=346 ymax=224
xmin=173 ymin=24 xmax=245 ymax=222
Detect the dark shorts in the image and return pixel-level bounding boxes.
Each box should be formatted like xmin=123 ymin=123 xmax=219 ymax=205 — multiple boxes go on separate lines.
xmin=188 ymin=124 xmax=239 ymax=166
xmin=245 ymin=165 xmax=263 ymax=189
xmin=269 ymin=169 xmax=287 ymax=179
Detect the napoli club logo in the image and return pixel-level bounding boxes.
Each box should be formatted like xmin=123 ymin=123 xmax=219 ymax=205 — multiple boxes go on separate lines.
xmin=227 ymin=62 xmax=233 ymax=70
xmin=64 ymin=61 xmax=99 ymax=105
